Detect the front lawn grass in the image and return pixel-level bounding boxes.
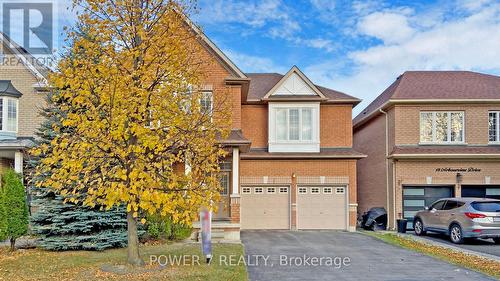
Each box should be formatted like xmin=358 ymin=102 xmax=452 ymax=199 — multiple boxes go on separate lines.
xmin=0 ymin=242 xmax=247 ymax=281
xmin=364 ymin=231 xmax=500 ymax=279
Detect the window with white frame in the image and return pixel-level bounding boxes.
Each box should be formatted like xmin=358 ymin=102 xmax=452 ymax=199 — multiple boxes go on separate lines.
xmin=269 ymin=103 xmax=319 ymax=153
xmin=276 ymin=108 xmax=313 ymax=141
xmin=420 ymin=111 xmax=464 ymax=144
xmin=298 ymin=187 xmax=307 ymax=194
xmin=489 ymin=112 xmax=500 ymax=143
xmin=267 ymin=187 xmax=276 ymax=194
xmin=242 ymin=187 xmax=251 ymax=194
xmin=311 ymin=187 xmax=320 ymax=194
xmin=0 ymin=97 xmax=18 ymax=133
xmin=200 ymin=91 xmax=212 ymax=116
xmin=254 ymin=187 xmax=263 ymax=194
xmin=323 ymin=187 xmax=332 ymax=194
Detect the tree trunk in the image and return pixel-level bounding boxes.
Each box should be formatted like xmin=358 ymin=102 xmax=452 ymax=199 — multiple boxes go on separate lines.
xmin=127 ymin=211 xmax=144 ymax=266
xmin=10 ymin=238 xmax=15 ymax=251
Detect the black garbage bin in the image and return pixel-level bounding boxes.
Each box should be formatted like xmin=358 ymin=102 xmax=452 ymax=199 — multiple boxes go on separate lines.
xmin=397 ymin=219 xmax=408 ymax=233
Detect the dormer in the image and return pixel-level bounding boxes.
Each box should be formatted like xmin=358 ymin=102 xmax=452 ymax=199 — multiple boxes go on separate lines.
xmin=266 ymin=67 xmax=323 ymax=153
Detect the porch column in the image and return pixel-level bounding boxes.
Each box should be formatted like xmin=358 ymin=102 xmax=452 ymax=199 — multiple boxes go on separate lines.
xmin=230 ymin=147 xmax=240 ymax=224
xmin=231 ymin=148 xmax=239 ymax=195
xmin=14 ymin=151 xmax=23 ymax=174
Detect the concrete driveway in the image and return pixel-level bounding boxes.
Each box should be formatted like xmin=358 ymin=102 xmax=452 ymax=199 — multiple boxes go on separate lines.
xmin=409 ymin=232 xmax=500 ymax=257
xmin=241 ymin=231 xmax=495 ymax=281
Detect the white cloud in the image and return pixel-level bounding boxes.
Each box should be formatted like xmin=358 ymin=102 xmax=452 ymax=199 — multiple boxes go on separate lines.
xmin=224 ymin=49 xmax=287 ymax=73
xmin=357 ymin=9 xmax=415 ymax=44
xmin=302 ymin=38 xmax=336 ymax=52
xmin=304 ymin=1 xmax=500 ymax=115
xmin=198 ymin=0 xmax=338 ymax=53
xmin=197 ymin=0 xmax=296 ymax=29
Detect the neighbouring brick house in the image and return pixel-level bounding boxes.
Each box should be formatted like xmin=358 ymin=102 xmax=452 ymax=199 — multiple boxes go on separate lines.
xmin=353 ymin=71 xmax=500 ymax=230
xmin=0 ymin=33 xmax=48 ymax=177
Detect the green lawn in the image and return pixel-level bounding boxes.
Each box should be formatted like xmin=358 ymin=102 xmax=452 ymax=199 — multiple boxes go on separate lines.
xmin=364 ymin=231 xmax=500 ymax=279
xmin=0 ymin=243 xmax=248 ymax=281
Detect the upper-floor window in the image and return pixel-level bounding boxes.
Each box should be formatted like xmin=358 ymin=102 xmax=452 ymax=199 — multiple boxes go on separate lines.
xmin=0 ymin=97 xmax=18 ymax=133
xmin=489 ymin=111 xmax=500 ymax=143
xmin=276 ymin=108 xmax=312 ymax=141
xmin=420 ymin=111 xmax=464 ymax=144
xmin=268 ymin=103 xmax=319 ymax=153
xmin=200 ymin=91 xmax=213 ymax=116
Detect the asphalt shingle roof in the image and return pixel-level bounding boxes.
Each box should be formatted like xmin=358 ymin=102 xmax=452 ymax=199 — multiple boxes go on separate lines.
xmin=354 ymin=71 xmax=500 ymax=125
xmin=245 ymin=73 xmax=360 ymax=104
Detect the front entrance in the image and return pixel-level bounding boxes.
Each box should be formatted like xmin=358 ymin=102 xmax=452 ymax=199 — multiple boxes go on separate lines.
xmin=214 ymin=173 xmax=230 ymax=219
xmin=297 ymin=186 xmax=347 ymax=230
xmin=240 ymin=186 xmax=290 ymax=229
xmin=402 ymin=185 xmax=454 ymax=229
xmin=461 ymin=185 xmax=500 ymax=199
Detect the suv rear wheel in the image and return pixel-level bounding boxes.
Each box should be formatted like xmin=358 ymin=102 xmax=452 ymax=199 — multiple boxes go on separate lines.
xmin=450 ymin=224 xmax=464 ymax=244
xmin=414 ymin=218 xmax=426 ymax=236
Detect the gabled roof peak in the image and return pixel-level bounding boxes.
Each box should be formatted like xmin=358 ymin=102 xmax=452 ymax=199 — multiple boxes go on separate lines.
xmin=261 ymin=66 xmax=326 ymax=100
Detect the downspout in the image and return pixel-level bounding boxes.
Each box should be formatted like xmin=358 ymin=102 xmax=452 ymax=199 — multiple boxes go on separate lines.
xmin=379 ymin=109 xmax=391 ymax=230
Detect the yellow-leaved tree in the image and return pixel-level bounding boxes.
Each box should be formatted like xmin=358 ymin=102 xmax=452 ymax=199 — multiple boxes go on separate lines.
xmin=34 ymin=0 xmax=229 ymax=265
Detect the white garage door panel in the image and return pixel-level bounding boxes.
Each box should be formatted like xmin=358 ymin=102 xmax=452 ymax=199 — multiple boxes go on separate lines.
xmin=241 ymin=186 xmax=289 ymax=230
xmin=298 ymin=186 xmax=346 ymax=230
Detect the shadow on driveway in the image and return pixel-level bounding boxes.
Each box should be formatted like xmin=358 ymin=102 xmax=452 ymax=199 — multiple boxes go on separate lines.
xmin=241 ymin=230 xmax=495 ymax=281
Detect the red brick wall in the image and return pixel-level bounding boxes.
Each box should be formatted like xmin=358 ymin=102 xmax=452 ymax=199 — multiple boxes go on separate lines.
xmin=320 ymin=105 xmax=353 ymax=147
xmin=353 ymin=114 xmax=388 ymax=214
xmin=241 ymin=105 xmax=268 ymax=148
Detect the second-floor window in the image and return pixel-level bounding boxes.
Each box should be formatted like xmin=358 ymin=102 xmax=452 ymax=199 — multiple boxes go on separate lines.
xmin=420 ymin=111 xmax=464 ymax=144
xmin=0 ymin=97 xmax=18 ymax=133
xmin=276 ymin=108 xmax=313 ymax=141
xmin=268 ymin=103 xmax=319 ymax=153
xmin=489 ymin=111 xmax=499 ymax=143
xmin=200 ymin=91 xmax=212 ymax=115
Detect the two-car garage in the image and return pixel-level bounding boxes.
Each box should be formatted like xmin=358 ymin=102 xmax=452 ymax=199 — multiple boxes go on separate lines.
xmin=240 ymin=185 xmax=348 ymax=230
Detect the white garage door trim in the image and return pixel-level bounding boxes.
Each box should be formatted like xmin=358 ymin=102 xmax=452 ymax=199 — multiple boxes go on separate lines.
xmin=297 ymin=185 xmax=349 ymax=230
xmin=241 ymin=185 xmax=291 ymax=230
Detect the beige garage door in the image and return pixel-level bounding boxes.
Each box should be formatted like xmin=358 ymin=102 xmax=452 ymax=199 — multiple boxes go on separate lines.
xmin=297 ymin=186 xmax=347 ymax=230
xmin=240 ymin=186 xmax=290 ymax=230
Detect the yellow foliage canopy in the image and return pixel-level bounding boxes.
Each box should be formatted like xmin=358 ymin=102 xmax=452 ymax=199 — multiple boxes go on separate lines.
xmin=33 ymin=0 xmax=230 ymax=225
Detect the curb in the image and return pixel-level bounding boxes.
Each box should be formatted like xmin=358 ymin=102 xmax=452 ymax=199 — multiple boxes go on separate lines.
xmin=396 ymin=233 xmax=500 ymax=262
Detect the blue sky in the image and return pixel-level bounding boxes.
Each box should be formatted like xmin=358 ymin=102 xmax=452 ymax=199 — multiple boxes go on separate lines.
xmin=6 ymin=0 xmax=500 ymax=115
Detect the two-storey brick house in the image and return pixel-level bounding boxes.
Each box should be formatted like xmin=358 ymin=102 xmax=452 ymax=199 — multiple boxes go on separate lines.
xmin=354 ymin=71 xmax=500 ymax=230
xmin=1 ymin=18 xmax=365 ymax=240
xmin=182 ymin=24 xmax=365 ymax=239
